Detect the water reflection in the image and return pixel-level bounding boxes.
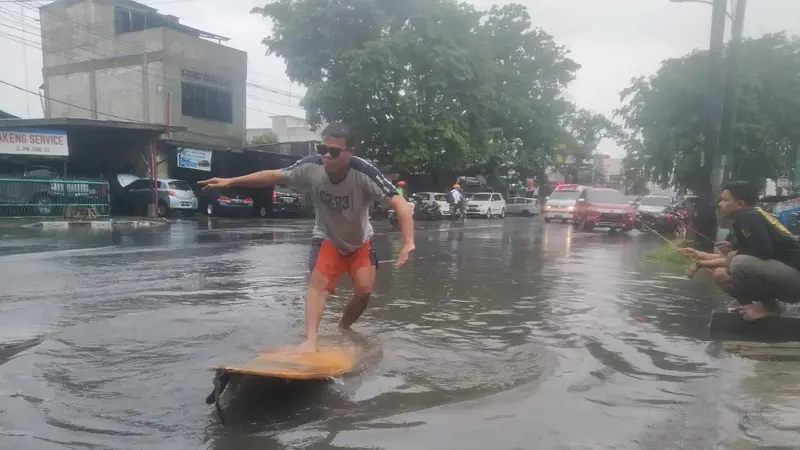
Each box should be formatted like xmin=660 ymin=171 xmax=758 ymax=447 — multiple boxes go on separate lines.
xmin=0 ymin=217 xmax=798 ymax=449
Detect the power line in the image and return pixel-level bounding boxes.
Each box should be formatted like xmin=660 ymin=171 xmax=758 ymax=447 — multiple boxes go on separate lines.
xmin=0 ymin=7 xmax=303 ymax=126
xmin=3 ymin=3 xmax=307 ymax=107
xmin=0 ymin=77 xmax=258 ymax=146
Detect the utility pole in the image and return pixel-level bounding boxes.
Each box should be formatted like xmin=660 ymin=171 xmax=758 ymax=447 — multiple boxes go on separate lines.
xmin=694 ymin=0 xmax=728 ymax=251
xmin=718 ymin=0 xmax=747 ymax=181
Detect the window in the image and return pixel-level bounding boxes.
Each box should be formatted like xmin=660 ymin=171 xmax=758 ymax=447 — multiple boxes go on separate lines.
xmin=550 ymin=189 xmax=581 ymax=201
xmin=417 ymin=193 xmax=430 ymax=200
xmin=181 ymin=81 xmax=233 ymax=123
xmin=115 ymin=6 xmax=169 ymax=35
xmin=128 ymin=179 xmax=152 ymax=190
xmin=588 ymin=189 xmax=626 ymax=204
xmin=470 ymin=194 xmax=491 ymax=202
xmin=639 ymin=196 xmax=672 ymax=207
xmin=168 ymin=181 xmax=192 ymax=191
xmin=492 ymin=194 xmax=502 ymax=201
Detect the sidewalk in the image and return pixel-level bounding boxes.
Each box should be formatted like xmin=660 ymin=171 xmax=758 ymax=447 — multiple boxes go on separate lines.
xmin=1 ymin=216 xmax=170 ymax=230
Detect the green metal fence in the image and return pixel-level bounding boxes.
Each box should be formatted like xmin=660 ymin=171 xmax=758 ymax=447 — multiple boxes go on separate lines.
xmin=0 ymin=176 xmax=110 ymax=218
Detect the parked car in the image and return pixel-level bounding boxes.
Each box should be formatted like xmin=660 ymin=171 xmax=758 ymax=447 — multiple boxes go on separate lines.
xmin=543 ymin=184 xmax=586 ymax=223
xmin=414 ymin=192 xmax=451 ymax=216
xmin=635 ymin=195 xmax=679 ymax=233
xmin=252 ymin=184 xmax=303 ymax=218
xmin=506 ymin=197 xmax=540 ymax=216
xmin=573 ymin=187 xmax=635 ymax=232
xmin=121 ymin=178 xmax=198 ymax=217
xmin=198 ymin=188 xmax=254 ymax=217
xmin=465 ymin=192 xmax=506 ymax=218
xmin=636 ymin=195 xmax=672 ymax=214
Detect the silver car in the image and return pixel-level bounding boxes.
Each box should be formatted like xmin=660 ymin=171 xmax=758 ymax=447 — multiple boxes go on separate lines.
xmin=122 ymin=178 xmax=198 ymax=217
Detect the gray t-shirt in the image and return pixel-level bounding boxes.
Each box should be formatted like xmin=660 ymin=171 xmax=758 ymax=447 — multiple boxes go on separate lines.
xmin=279 ymin=155 xmax=397 ymax=253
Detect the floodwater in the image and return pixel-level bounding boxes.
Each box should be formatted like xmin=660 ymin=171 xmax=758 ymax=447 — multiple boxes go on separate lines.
xmin=1 ymin=217 xmax=799 ymax=449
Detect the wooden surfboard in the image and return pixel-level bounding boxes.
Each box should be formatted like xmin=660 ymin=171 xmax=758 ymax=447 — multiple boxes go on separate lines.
xmin=206 ymin=344 xmax=360 ymax=422
xmin=212 ymin=345 xmax=359 ymax=380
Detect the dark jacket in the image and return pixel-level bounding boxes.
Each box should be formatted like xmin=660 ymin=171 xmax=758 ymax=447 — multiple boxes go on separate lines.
xmin=730 ymin=207 xmax=800 ymax=271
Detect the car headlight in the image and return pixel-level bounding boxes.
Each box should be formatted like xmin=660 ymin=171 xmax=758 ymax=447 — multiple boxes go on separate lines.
xmin=544 ymin=205 xmax=551 ymax=211
xmin=567 ymin=205 xmax=575 ymax=212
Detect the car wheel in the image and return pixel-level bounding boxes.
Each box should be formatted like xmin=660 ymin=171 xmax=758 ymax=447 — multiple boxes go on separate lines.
xmin=499 ymin=208 xmax=506 ymax=218
xmin=521 ymin=210 xmax=531 ymax=217
xmin=207 ymin=203 xmax=214 ymax=216
xmin=157 ymin=203 xmax=168 ymax=217
xmin=259 ymin=206 xmax=268 ymax=218
xmin=582 ymin=222 xmax=594 ymax=232
xmin=544 ymin=217 xmax=551 ymax=223
xmin=561 ymin=219 xmax=568 ymax=224
xmin=485 ymin=208 xmax=492 ymax=219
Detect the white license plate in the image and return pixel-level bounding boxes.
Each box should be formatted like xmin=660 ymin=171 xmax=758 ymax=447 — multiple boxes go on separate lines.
xmin=181 ymin=202 xmax=191 ymax=207
xmin=554 ymin=215 xmax=562 ymax=218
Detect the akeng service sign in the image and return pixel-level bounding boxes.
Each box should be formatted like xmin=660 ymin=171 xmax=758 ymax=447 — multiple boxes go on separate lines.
xmin=0 ymin=128 xmax=69 ymax=157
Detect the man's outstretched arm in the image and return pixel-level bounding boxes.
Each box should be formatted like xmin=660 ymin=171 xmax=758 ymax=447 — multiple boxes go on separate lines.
xmin=199 ymin=154 xmax=318 ymax=190
xmin=199 ymin=169 xmax=283 ymax=190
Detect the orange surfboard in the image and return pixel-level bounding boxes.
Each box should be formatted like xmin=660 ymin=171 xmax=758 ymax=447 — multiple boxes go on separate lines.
xmin=212 ymin=345 xmax=358 ymax=380
xmin=206 ymin=340 xmax=364 ymax=422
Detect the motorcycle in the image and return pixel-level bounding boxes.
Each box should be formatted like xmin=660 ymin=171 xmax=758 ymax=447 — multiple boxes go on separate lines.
xmin=448 ymin=201 xmax=466 ymax=223
xmin=635 ymin=204 xmax=688 ymax=237
xmin=388 ymin=200 xmax=414 ymax=229
xmin=413 ymin=199 xmax=443 ymax=221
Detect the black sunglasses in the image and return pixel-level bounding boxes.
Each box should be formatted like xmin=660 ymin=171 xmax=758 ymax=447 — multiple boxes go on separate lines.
xmin=316 ymin=144 xmax=346 ymax=158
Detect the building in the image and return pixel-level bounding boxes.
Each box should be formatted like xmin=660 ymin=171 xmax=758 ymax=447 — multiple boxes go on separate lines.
xmin=246 ymin=115 xmax=323 ymax=144
xmin=38 ymin=0 xmax=247 ymax=150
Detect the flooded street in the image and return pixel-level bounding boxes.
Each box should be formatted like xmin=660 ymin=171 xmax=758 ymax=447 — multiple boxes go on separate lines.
xmin=1 ymin=217 xmax=798 ymax=449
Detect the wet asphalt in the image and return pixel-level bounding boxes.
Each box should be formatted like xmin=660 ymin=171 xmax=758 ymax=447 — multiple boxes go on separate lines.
xmin=1 ymin=216 xmax=798 ymax=449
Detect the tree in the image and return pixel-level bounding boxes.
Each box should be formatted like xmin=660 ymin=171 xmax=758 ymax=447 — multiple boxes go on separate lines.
xmin=617 ymin=33 xmax=800 ymax=192
xmin=554 ymin=108 xmax=625 ymax=184
xmin=251 ymin=0 xmax=579 ymax=180
xmin=250 ymin=131 xmax=280 ymax=145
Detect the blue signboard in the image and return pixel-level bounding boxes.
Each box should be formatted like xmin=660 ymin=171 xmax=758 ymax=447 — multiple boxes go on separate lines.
xmin=177 ymin=148 xmax=213 ymax=172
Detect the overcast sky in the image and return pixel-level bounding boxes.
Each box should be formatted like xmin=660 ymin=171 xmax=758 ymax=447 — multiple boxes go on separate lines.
xmin=0 ymin=0 xmax=797 ymax=156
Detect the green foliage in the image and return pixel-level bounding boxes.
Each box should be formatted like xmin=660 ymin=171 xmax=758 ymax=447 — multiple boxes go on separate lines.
xmin=250 ymin=131 xmax=280 ymax=145
xmin=617 ymin=33 xmax=800 ymax=192
xmin=645 ymin=240 xmax=691 ymax=267
xmin=251 ymin=0 xmax=582 ymax=179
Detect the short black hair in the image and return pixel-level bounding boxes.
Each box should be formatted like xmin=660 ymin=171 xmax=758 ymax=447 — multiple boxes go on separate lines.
xmin=321 ymin=122 xmax=355 ymax=147
xmin=722 ymin=180 xmax=759 ymax=206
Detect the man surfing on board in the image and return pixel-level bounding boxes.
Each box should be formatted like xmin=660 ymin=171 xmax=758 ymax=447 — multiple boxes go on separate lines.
xmin=199 ymin=122 xmax=415 ymax=352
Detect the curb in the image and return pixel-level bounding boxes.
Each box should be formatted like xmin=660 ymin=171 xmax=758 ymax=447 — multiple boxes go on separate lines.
xmin=28 ymin=219 xmax=168 ymax=230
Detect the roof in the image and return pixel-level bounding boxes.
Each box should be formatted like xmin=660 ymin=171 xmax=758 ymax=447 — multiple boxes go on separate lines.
xmin=42 ymin=0 xmax=230 ymax=42
xmin=0 ymin=117 xmax=185 ymax=133
xmin=0 ymin=109 xmax=19 ymax=120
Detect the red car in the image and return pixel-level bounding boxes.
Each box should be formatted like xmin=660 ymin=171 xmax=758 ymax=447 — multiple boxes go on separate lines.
xmin=573 ymin=187 xmax=635 ymax=232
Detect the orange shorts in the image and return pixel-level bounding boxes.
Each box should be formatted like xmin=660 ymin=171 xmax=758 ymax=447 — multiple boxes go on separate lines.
xmin=309 ymin=238 xmax=378 ymax=294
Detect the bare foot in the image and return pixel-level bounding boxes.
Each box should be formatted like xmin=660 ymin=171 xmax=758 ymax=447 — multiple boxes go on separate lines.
xmin=296 ymin=339 xmax=318 ymax=353
xmin=739 ymin=302 xmax=780 ymax=321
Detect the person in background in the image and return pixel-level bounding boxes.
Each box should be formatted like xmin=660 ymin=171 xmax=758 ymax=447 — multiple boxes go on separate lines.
xmin=396 ymin=180 xmax=410 ymax=201
xmin=449 ymin=184 xmax=465 ymax=219
xmin=680 ymin=181 xmax=800 ymax=321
